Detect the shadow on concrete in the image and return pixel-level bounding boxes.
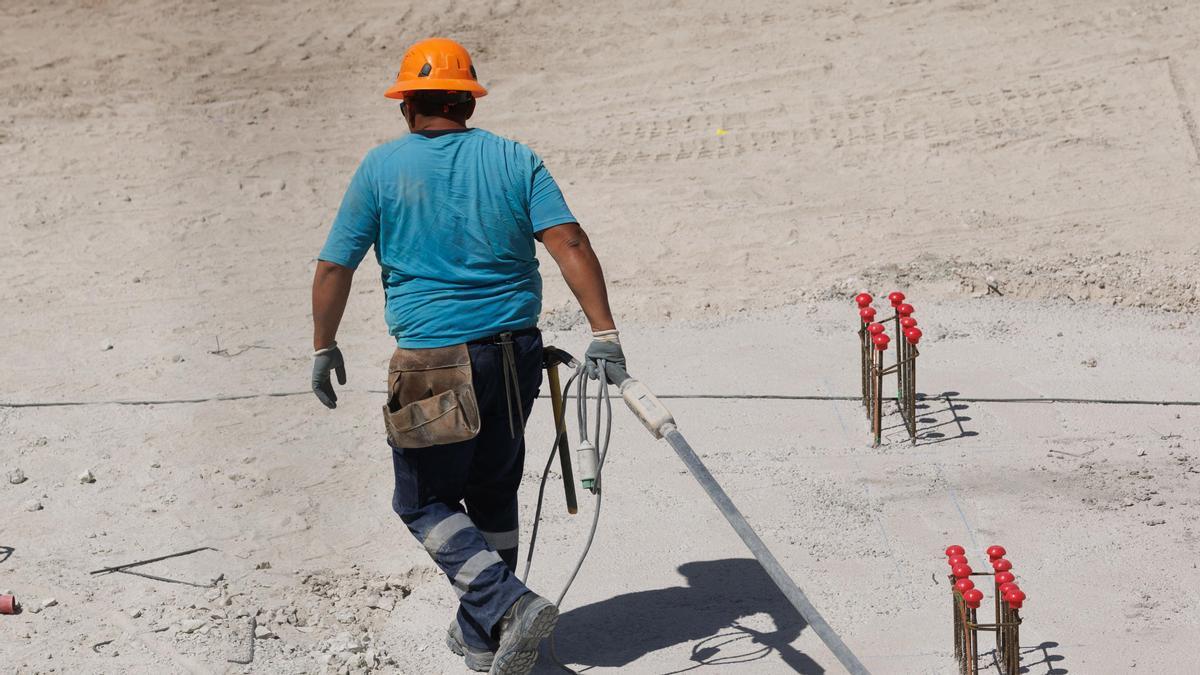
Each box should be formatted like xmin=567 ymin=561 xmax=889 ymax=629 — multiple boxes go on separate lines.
xmin=536 ymin=558 xmax=826 ymax=674
xmin=976 ymin=640 xmax=1069 ymax=674
xmin=910 ymin=392 xmax=979 ymax=446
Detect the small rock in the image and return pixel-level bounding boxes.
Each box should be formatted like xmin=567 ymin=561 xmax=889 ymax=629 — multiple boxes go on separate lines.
xmin=129 ymin=608 xmax=144 ymax=619
xmin=100 ymin=340 xmax=114 ymax=352
xmin=371 ymin=595 xmax=395 ymax=612
xmin=1137 ymin=449 xmax=1147 ymax=457
xmin=330 ymin=631 xmax=364 ymax=653
xmin=1081 ymin=357 xmax=1097 ymax=368
xmin=28 ymin=604 xmax=42 ymax=614
xmin=41 ymin=598 xmax=57 ymax=609
xmin=255 ymin=561 xmax=272 ymax=570
xmin=1145 ymin=519 xmax=1166 ymax=526
xmin=7 ymin=468 xmax=27 ymax=484
xmin=23 ymin=499 xmax=43 ymax=512
xmin=79 ymin=469 xmax=96 ymax=484
xmin=254 ymin=624 xmax=277 ymax=640
xmin=179 ymin=619 xmax=206 ymax=634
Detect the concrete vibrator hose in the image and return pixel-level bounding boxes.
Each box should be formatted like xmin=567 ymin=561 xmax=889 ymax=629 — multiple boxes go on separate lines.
xmin=525 ymin=349 xmax=871 ymax=674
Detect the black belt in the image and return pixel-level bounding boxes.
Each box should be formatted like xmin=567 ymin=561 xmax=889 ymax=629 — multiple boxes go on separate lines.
xmin=467 ymin=327 xmax=539 ymax=346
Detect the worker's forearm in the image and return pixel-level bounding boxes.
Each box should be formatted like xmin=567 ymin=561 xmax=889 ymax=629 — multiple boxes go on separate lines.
xmin=555 ymin=242 xmax=616 ymax=332
xmin=312 ymin=261 xmax=355 ymax=351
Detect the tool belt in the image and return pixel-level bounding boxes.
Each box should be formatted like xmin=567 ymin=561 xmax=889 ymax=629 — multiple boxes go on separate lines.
xmin=383 ymin=344 xmax=481 ymax=448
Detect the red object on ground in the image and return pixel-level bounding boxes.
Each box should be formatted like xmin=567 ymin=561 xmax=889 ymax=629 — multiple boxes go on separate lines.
xmin=873 ymin=334 xmax=890 ymax=350
xmin=992 ymin=558 xmax=1013 ymax=572
xmin=962 ymin=589 xmax=984 ymax=608
xmin=888 ymin=291 xmax=905 ymax=307
xmin=954 ymin=579 xmax=975 ymax=593
xmin=987 ymin=545 xmax=1007 ymax=560
xmin=995 ymin=571 xmax=1016 ymax=585
xmin=952 ymin=564 xmax=972 ymax=579
xmin=0 ymin=594 xmax=16 ymax=615
xmin=905 ymin=327 xmax=922 ymax=344
xmin=897 ymin=303 xmax=914 ymax=317
xmin=859 ymin=307 xmax=877 ymax=321
xmin=945 ymin=545 xmax=965 ymax=557
xmin=867 ymin=322 xmax=885 ymax=335
xmin=855 ymin=293 xmax=873 ymax=307
xmin=900 ymin=317 xmax=917 ymax=328
xmin=948 ymin=555 xmax=968 ymax=567
xmin=1005 ymin=589 xmax=1026 ymax=609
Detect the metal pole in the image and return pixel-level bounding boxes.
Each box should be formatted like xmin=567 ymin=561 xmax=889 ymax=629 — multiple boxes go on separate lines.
xmin=661 ymin=427 xmax=871 ymax=675
xmin=873 ymin=348 xmax=884 ymax=447
xmin=908 ymin=347 xmax=917 ymax=442
xmin=860 ymin=324 xmax=870 ymax=416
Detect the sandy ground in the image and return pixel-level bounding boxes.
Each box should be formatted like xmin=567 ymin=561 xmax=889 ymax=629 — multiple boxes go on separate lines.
xmin=3 ymin=0 xmax=1200 ymax=673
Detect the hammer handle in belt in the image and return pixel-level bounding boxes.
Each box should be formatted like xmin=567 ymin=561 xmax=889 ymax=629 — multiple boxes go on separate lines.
xmin=546 ymin=364 xmax=578 ymax=514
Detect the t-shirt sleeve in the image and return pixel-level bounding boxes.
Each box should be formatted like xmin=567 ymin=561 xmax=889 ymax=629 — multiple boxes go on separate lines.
xmin=318 ymin=156 xmax=380 ymax=269
xmin=527 ymin=154 xmax=577 ymax=233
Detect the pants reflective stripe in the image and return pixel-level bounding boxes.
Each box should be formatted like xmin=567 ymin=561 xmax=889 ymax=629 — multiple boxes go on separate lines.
xmin=423 ymin=512 xmax=474 ymax=557
xmin=481 ymin=529 xmax=519 ymax=551
xmin=453 ymin=550 xmax=504 ymax=593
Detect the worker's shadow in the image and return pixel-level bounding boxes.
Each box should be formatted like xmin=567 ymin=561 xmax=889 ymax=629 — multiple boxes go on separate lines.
xmin=538 ymin=558 xmax=825 ymax=674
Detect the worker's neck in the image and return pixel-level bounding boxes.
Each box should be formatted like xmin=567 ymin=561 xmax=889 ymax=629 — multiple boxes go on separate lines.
xmin=412 ymin=114 xmax=468 ymax=132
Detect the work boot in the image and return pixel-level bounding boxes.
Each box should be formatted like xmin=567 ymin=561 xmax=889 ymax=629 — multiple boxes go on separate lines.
xmin=446 ymin=620 xmax=494 ymax=672
xmin=489 ymin=592 xmax=559 ymax=675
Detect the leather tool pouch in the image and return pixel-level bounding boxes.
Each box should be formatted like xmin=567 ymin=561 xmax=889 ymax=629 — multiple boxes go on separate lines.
xmin=383 ymin=344 xmax=481 ymax=448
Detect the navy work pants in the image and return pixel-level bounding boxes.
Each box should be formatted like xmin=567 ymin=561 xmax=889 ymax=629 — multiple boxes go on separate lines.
xmin=390 ymin=330 xmax=544 ymax=650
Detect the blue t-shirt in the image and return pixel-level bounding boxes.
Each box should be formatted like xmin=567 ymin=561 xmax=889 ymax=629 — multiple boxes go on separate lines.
xmin=318 ymin=128 xmax=577 ymax=348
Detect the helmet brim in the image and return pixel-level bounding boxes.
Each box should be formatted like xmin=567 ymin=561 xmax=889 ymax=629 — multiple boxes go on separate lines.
xmin=384 ymin=78 xmax=488 ymax=99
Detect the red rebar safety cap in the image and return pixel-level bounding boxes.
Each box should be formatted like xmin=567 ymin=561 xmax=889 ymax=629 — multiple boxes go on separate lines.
xmin=992 ymin=558 xmax=1013 ymax=572
xmin=888 ymin=291 xmax=905 ymax=307
xmin=905 ymin=327 xmax=922 ymax=344
xmin=987 ymin=545 xmax=1006 ymax=560
xmin=867 ymin=322 xmax=885 ymax=335
xmin=872 ymin=334 xmax=890 ymax=350
xmin=962 ymin=589 xmax=984 ymax=608
xmin=954 ymin=578 xmax=975 ymax=593
xmin=999 ymin=582 xmax=1019 ymax=595
xmin=952 ymin=564 xmax=972 ymax=579
xmin=859 ymin=307 xmax=877 ymax=321
xmin=945 ymin=545 xmax=965 ymax=557
xmin=947 ymin=555 xmax=968 ymax=568
xmin=900 ymin=317 xmax=917 ymax=328
xmin=995 ymin=571 xmax=1015 ymax=585
xmin=1005 ymin=589 xmax=1026 ymax=608
xmin=855 ymin=293 xmax=873 ymax=307
xmin=897 ymin=303 xmax=914 ymax=317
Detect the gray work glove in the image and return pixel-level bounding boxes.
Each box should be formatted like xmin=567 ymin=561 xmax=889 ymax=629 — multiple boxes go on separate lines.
xmin=312 ymin=344 xmax=347 ymax=409
xmin=584 ymin=330 xmax=626 ymax=381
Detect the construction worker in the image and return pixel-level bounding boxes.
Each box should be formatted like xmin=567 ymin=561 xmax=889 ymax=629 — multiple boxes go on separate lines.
xmin=309 ymin=38 xmax=623 ymax=675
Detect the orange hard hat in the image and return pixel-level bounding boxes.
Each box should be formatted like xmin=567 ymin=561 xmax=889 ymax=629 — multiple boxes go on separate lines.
xmin=384 ymin=38 xmax=487 ymax=100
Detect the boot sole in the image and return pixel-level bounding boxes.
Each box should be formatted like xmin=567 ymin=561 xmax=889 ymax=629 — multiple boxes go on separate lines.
xmin=489 ymin=599 xmax=559 ymax=675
